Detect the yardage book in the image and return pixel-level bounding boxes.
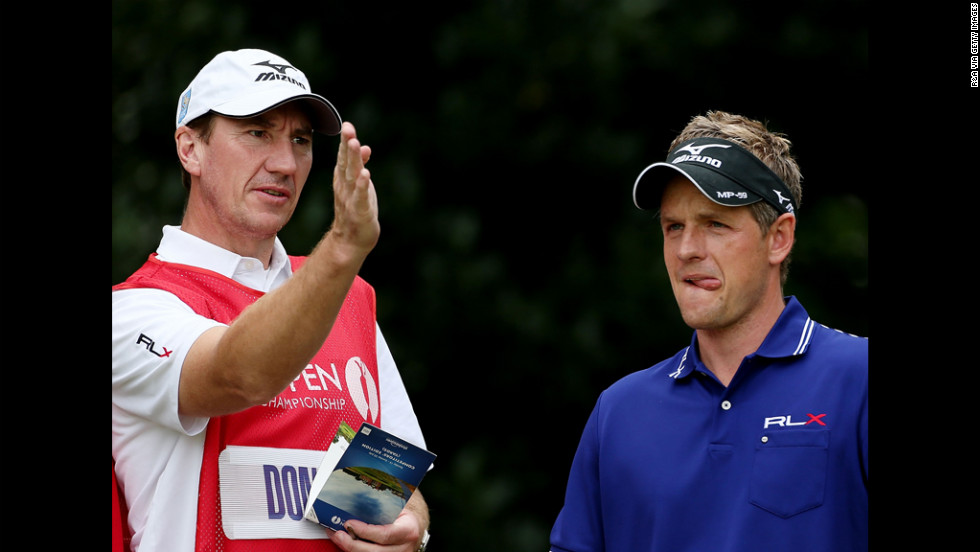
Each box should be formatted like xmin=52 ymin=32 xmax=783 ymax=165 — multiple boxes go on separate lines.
xmin=304 ymin=421 xmax=436 ymax=532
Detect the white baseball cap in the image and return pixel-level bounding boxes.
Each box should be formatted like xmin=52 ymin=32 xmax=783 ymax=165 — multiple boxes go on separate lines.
xmin=175 ymin=48 xmax=342 ymax=135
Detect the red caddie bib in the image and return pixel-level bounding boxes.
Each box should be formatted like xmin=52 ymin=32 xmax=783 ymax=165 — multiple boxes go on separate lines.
xmin=115 ymin=254 xmax=380 ymax=551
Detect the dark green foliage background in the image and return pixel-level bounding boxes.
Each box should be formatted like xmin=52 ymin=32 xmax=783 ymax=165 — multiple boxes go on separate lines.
xmin=112 ymin=1 xmax=867 ymax=549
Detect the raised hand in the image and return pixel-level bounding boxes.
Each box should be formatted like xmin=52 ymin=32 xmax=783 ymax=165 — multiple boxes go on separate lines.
xmin=330 ymin=121 xmax=380 ymax=260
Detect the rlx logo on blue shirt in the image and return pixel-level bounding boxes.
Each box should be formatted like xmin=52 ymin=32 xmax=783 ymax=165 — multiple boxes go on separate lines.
xmin=763 ymin=413 xmax=826 ymax=428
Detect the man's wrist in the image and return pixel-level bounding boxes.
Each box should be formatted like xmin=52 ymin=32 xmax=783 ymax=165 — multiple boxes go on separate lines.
xmin=314 ymin=230 xmax=371 ymax=272
xmin=417 ymin=529 xmax=430 ymax=551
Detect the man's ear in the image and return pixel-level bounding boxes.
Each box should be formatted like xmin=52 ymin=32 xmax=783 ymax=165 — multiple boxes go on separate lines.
xmin=175 ymin=126 xmax=201 ymax=177
xmin=768 ymin=213 xmax=796 ymax=266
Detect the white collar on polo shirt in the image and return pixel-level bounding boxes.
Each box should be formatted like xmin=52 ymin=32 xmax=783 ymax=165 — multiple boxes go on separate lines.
xmin=155 ymin=225 xmax=292 ymax=292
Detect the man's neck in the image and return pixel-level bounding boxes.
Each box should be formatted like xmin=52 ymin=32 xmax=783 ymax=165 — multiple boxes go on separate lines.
xmin=695 ymin=294 xmax=786 ymax=387
xmin=179 ymin=220 xmax=276 ymax=269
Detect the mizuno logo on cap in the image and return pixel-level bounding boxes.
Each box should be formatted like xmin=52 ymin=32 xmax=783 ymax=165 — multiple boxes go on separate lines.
xmin=774 ymin=190 xmax=794 ymax=212
xmin=670 ymin=142 xmax=732 ymax=168
xmin=253 ymin=60 xmax=295 ymax=74
xmin=251 ymin=60 xmax=308 ymax=89
xmin=676 ymin=143 xmax=732 ymax=156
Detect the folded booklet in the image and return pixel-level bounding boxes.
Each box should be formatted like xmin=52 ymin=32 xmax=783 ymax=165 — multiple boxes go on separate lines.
xmin=304 ymin=421 xmax=436 ymax=532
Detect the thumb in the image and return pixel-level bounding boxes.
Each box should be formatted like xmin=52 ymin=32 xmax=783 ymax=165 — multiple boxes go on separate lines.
xmin=329 ymin=528 xmax=356 ymax=550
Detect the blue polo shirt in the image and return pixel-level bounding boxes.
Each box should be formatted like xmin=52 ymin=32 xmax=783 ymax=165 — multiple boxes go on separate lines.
xmin=550 ymin=297 xmax=868 ymax=552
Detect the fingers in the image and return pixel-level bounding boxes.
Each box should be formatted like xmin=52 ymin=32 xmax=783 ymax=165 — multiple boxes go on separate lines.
xmin=335 ymin=123 xmax=360 ymax=179
xmin=329 ymin=122 xmax=380 ymax=257
xmin=335 ymin=122 xmax=351 ymax=174
xmin=327 ymin=528 xmax=356 ymax=551
xmin=336 ymin=123 xmax=372 ymax=188
xmin=345 ymin=139 xmax=364 ymax=184
xmin=328 ymin=524 xmax=379 ymax=552
xmin=329 ymin=514 xmax=422 ymax=551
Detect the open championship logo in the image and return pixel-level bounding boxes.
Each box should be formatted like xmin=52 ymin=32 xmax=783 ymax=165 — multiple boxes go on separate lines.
xmin=345 ymin=357 xmax=379 ymax=424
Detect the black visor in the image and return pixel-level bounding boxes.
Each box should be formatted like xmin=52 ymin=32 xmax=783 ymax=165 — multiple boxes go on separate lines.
xmin=633 ymin=137 xmax=797 ymax=216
